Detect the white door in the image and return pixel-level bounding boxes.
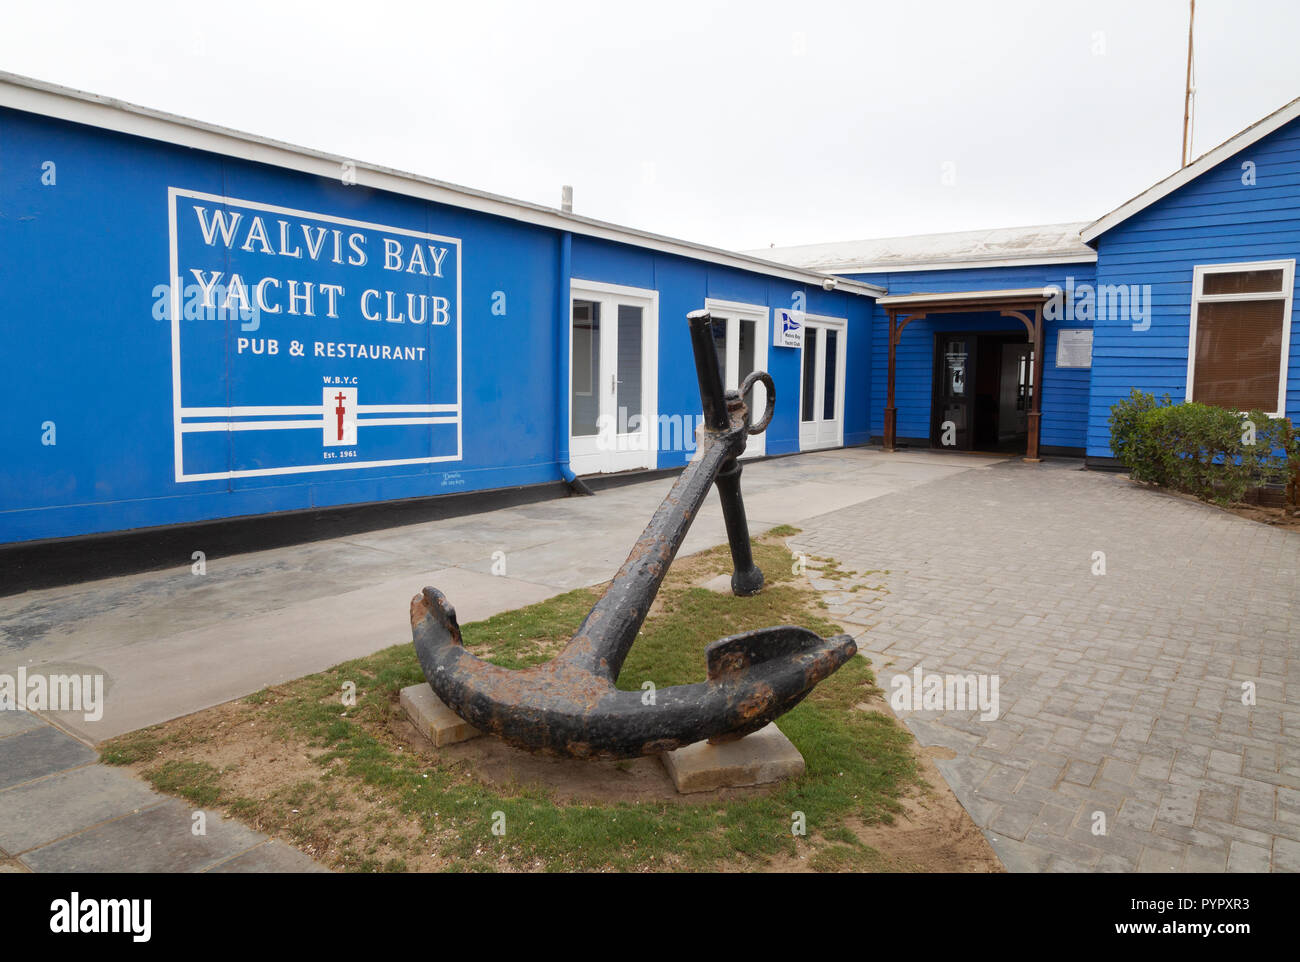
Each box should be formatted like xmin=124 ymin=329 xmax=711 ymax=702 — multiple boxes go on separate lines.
xmin=799 ymin=315 xmax=847 ymax=451
xmin=569 ymin=281 xmax=658 ymax=475
xmin=704 ymin=299 xmax=769 ymax=458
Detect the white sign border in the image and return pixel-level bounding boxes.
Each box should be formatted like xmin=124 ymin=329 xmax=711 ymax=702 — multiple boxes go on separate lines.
xmin=167 ymin=187 xmax=463 ymax=483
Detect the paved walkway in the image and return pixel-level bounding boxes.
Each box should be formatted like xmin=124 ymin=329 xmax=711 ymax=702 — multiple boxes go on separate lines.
xmin=5 ymin=447 xmax=1294 ymax=872
xmin=0 ymin=709 xmax=322 ymax=872
xmin=790 ymin=457 xmax=1300 ymax=872
xmin=0 ymin=447 xmax=965 ymax=871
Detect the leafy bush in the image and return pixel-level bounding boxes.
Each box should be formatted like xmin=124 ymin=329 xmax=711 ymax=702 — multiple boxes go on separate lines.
xmin=1109 ymin=389 xmax=1298 ymax=504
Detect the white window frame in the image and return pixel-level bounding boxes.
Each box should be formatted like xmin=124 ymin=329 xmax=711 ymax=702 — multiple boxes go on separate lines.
xmin=703 ymin=298 xmax=770 ymax=458
xmin=797 ymin=312 xmax=849 ymax=451
xmin=1186 ymin=258 xmax=1294 ymax=418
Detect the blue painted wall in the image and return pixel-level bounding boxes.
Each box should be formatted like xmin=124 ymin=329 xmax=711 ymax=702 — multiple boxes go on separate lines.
xmin=571 ymin=236 xmax=874 ymax=463
xmin=845 ymin=263 xmax=1098 ymax=450
xmin=1085 ymin=116 xmax=1300 ymax=458
xmin=0 ymin=106 xmax=874 ymax=545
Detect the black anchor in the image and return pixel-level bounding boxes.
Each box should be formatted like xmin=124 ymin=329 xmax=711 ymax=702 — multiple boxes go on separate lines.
xmin=410 ymin=310 xmax=857 ymax=758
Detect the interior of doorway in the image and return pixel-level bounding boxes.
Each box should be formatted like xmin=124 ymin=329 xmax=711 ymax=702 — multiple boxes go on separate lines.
xmin=931 ymin=330 xmax=1033 ymax=454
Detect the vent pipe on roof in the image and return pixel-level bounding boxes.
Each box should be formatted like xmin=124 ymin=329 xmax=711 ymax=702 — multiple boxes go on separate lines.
xmin=561 ymin=185 xmax=573 ymax=213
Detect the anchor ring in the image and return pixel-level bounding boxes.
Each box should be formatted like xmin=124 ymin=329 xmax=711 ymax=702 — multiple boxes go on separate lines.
xmin=740 ymin=371 xmax=775 ymax=435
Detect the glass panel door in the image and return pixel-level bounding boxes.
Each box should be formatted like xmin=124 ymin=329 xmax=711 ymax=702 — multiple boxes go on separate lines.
xmin=571 ymin=299 xmax=601 ymax=438
xmin=705 ymin=304 xmax=768 ymax=457
xmin=569 ymin=286 xmax=656 ymax=475
xmin=933 ymin=335 xmax=972 ymax=449
xmin=799 ymin=320 xmax=845 ymax=451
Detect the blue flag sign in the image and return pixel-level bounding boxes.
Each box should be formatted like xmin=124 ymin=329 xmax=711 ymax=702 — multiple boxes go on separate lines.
xmin=166 ymin=188 xmax=461 ymax=482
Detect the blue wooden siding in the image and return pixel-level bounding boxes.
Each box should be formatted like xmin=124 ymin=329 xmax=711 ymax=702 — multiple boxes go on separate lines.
xmin=571 ymin=236 xmax=873 ymax=464
xmin=1086 ymin=116 xmax=1300 ymax=458
xmin=844 ymin=264 xmax=1097 ymax=450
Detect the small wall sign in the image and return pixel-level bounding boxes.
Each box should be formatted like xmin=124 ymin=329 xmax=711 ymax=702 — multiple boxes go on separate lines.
xmin=1055 ymin=329 xmax=1093 ymax=369
xmin=774 ymin=308 xmax=804 ymax=348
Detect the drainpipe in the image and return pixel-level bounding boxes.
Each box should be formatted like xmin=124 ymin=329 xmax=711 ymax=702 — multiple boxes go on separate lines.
xmin=556 ymin=230 xmax=592 ymax=495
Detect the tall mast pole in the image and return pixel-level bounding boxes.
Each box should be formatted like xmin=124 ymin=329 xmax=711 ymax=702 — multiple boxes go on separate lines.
xmin=1181 ymin=0 xmax=1196 ymax=167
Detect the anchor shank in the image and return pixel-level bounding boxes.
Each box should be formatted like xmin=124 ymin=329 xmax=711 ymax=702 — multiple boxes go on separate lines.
xmin=559 ymin=420 xmax=742 ymax=681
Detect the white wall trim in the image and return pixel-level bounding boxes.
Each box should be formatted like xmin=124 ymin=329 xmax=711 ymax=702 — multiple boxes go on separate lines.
xmin=1185 ymin=258 xmax=1294 ymax=418
xmin=1082 ymin=96 xmax=1300 ymax=244
xmin=0 ymin=71 xmax=885 ymax=299
xmin=826 ymin=252 xmax=1098 ymax=276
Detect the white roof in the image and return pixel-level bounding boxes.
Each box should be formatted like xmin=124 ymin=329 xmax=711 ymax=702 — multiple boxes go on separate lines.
xmin=1081 ymin=95 xmax=1300 ymax=243
xmin=0 ymin=71 xmax=884 ymax=298
xmin=750 ymin=222 xmax=1095 ymax=274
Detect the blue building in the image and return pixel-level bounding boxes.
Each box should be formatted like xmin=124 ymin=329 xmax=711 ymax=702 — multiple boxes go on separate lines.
xmin=0 ymin=72 xmax=880 ymax=546
xmin=763 ymin=100 xmax=1300 ymax=469
xmin=2 ymin=70 xmax=1298 ymax=545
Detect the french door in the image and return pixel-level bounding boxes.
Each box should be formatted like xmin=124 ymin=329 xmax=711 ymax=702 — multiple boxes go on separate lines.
xmin=569 ymin=281 xmax=658 ymax=475
xmin=799 ymin=315 xmax=846 ymax=450
xmin=705 ymin=299 xmax=769 ymax=457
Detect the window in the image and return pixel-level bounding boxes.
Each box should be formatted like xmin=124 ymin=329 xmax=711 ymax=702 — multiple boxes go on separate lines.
xmin=1188 ymin=260 xmax=1294 ymax=416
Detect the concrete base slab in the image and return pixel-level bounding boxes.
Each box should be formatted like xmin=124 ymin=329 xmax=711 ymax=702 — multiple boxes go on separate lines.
xmin=700 ymin=573 xmax=734 ymax=594
xmin=661 ymin=723 xmax=804 ymax=793
xmin=400 ymin=683 xmax=480 ymax=748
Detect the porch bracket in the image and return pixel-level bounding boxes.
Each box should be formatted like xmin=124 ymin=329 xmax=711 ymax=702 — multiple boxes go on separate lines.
xmin=1001 ymin=308 xmax=1045 ymax=462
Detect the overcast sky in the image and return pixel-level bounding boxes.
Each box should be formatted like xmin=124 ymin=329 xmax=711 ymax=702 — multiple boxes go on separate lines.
xmin=3 ymin=0 xmax=1299 ymax=251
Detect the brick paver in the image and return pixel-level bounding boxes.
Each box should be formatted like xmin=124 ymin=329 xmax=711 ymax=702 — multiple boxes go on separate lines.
xmin=790 ymin=454 xmax=1299 ymax=873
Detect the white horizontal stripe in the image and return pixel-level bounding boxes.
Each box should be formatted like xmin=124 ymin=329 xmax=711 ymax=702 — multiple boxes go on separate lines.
xmin=181 ymin=403 xmax=459 ymax=419
xmin=356 ymin=404 xmax=458 ymax=413
xmin=182 ymin=406 xmax=320 ymax=417
xmin=182 ymin=417 xmax=458 ymax=432
xmin=178 ymin=454 xmax=461 ymax=482
xmin=182 ymin=420 xmax=318 ymax=432
xmin=358 ymin=417 xmax=457 ymax=426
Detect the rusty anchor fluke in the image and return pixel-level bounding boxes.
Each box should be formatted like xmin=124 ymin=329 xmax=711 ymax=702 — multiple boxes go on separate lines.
xmin=410 ymin=311 xmax=857 ymax=758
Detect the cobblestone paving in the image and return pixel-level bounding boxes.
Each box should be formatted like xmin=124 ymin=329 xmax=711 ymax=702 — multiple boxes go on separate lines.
xmin=790 ymin=455 xmax=1300 ymax=873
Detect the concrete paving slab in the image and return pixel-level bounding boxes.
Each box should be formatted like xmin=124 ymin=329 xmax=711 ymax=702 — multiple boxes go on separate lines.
xmin=0 ymin=709 xmax=43 ymax=739
xmin=0 ymin=763 xmax=163 ymax=854
xmin=400 ymin=683 xmax=480 ymax=748
xmin=20 ymin=798 xmax=266 ymax=873
xmin=0 ymin=726 xmax=96 ymax=790
xmin=37 ymin=567 xmax=559 ymax=742
xmin=207 ymin=840 xmax=330 ymax=873
xmin=661 ymin=723 xmax=805 ymax=793
xmin=746 ymin=481 xmax=900 ymax=524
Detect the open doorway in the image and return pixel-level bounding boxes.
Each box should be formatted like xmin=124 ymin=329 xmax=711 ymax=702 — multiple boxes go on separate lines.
xmin=931 ymin=331 xmax=1032 ymax=453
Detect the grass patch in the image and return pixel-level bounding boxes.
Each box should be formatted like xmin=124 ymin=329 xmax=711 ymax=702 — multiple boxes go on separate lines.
xmin=104 ymin=530 xmax=924 ymax=872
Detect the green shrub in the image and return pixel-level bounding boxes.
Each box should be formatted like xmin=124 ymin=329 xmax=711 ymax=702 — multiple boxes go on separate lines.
xmin=1109 ymin=389 xmax=1298 ymax=505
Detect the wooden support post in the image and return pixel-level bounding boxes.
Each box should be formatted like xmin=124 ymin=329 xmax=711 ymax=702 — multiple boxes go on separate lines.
xmin=1025 ymin=308 xmax=1045 ymax=462
xmin=1001 ymin=307 xmax=1046 ymax=463
xmin=884 ymin=309 xmax=898 ymax=451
